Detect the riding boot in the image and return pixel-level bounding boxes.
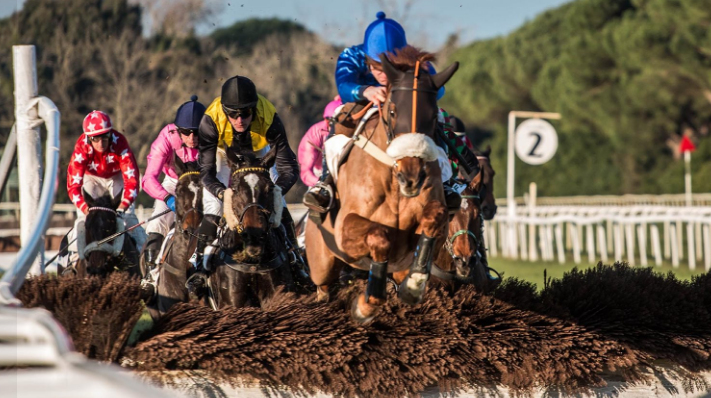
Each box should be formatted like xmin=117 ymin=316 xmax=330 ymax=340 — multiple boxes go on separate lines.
xmin=280 ymin=207 xmax=309 ymax=280
xmin=443 ymin=179 xmax=462 ymax=213
xmin=303 ymin=171 xmax=334 ymax=214
xmin=186 ymin=214 xmax=219 ymax=298
xmin=142 ymin=233 xmax=164 ymax=268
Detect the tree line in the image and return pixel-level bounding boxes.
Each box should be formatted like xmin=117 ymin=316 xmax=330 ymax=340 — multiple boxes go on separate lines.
xmin=0 ymin=0 xmax=708 ymax=205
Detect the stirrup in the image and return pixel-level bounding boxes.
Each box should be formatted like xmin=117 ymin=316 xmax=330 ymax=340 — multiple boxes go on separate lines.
xmin=303 ymin=183 xmax=334 ymax=213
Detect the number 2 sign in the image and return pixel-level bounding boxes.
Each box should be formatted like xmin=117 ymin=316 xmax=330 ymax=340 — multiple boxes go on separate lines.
xmin=514 ymin=118 xmax=558 ymax=165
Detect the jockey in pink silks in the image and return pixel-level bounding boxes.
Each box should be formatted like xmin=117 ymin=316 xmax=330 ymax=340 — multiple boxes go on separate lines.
xmin=140 ymin=95 xmax=206 ymax=268
xmin=297 ymin=97 xmax=343 ymax=187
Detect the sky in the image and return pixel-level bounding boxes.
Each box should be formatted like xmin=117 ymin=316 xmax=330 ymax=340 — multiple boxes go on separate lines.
xmin=0 ymin=0 xmax=572 ymax=49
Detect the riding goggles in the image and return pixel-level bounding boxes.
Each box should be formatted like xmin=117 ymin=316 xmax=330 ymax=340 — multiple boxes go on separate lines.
xmin=222 ymin=105 xmax=253 ymax=119
xmin=177 ymin=127 xmax=197 ymax=136
xmin=89 ymin=133 xmax=111 ymax=142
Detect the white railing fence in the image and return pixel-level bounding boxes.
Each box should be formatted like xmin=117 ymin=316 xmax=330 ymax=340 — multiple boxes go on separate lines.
xmin=486 ymin=205 xmax=711 ymax=271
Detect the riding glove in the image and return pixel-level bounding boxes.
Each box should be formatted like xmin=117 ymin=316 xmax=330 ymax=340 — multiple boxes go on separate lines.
xmin=165 ymin=195 xmax=176 ymax=212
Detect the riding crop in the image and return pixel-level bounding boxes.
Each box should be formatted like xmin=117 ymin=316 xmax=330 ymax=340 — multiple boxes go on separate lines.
xmin=43 ymin=209 xmax=173 ymax=267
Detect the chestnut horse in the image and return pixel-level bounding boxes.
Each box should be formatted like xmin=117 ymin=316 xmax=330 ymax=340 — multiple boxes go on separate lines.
xmin=305 ymin=47 xmax=459 ymax=323
xmin=433 ymin=147 xmax=500 ymax=291
xmin=207 ymin=145 xmax=295 ymax=309
xmin=145 ymin=155 xmax=203 ymax=321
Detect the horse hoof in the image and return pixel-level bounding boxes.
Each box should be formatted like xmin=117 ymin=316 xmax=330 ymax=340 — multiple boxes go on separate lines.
xmin=315 ymin=287 xmax=330 ymax=303
xmin=350 ymin=294 xmax=376 ymax=325
xmin=398 ymin=272 xmax=428 ymax=306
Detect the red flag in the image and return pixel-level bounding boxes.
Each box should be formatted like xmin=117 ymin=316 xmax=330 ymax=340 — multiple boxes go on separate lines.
xmin=680 ymin=136 xmax=696 ymax=153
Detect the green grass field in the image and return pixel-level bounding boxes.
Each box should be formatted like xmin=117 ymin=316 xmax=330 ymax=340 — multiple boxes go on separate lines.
xmin=488 ymin=255 xmax=708 ymax=290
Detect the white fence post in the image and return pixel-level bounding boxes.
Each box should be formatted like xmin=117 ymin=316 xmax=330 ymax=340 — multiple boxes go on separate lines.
xmin=13 ymin=45 xmax=44 ymax=275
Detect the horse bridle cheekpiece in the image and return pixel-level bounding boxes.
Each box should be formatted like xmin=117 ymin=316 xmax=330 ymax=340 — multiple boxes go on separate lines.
xmin=386 ymin=60 xmax=438 ymax=140
xmin=77 ymin=206 xmax=124 ymax=260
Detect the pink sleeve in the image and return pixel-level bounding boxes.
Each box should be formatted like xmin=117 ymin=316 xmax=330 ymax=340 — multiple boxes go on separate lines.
xmin=298 ymin=122 xmax=326 ymax=187
xmin=142 ymin=126 xmax=172 ymax=200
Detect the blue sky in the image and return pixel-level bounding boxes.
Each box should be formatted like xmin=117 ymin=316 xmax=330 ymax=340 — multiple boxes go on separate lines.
xmin=0 ymin=0 xmax=572 ymax=49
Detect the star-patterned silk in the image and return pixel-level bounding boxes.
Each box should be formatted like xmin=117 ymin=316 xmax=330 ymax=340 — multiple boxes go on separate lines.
xmin=67 ymin=130 xmax=139 ymax=212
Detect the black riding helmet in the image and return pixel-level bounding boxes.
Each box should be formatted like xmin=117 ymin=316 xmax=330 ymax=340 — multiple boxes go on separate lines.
xmin=221 ymin=75 xmax=258 ymax=110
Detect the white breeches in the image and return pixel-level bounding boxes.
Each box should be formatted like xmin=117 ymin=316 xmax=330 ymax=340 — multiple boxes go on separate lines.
xmin=145 ymin=176 xmax=177 ymax=237
xmin=67 ymin=173 xmax=146 ymax=252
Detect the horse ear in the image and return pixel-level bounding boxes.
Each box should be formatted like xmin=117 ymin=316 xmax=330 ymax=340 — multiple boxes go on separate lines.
xmin=224 ymin=145 xmax=244 ymax=170
xmin=82 ymin=188 xmax=95 ymax=209
xmin=483 ymin=145 xmax=491 ymax=157
xmin=173 ymin=153 xmax=186 ymax=176
xmin=379 ymin=53 xmax=403 ymax=85
xmin=259 ymin=146 xmax=278 ymax=170
xmin=431 ymin=62 xmax=459 ymax=90
xmin=112 ymin=189 xmax=123 ymax=210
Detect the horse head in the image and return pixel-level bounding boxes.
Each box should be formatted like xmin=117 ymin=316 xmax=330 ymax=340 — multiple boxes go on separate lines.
xmin=81 ymin=188 xmax=123 ymax=276
xmin=172 ymin=153 xmax=203 ymax=234
xmin=223 ymin=145 xmax=279 ymax=259
xmin=380 ymin=47 xmax=458 ymax=197
xmin=472 ymin=146 xmax=497 ymax=220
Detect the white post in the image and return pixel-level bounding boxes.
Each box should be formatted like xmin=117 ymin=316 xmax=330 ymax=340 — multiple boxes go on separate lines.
xmin=684 ymin=151 xmax=692 ymax=207
xmin=506 ymin=111 xmax=561 ymax=261
xmin=13 ymin=45 xmax=44 ymax=275
xmin=528 ymin=182 xmax=538 ymax=261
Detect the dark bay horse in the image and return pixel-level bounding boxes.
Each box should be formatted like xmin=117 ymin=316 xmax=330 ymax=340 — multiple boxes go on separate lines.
xmin=146 ymin=155 xmax=203 ymax=321
xmin=207 ymin=145 xmax=294 ymax=309
xmin=433 ymin=146 xmax=500 ymax=291
xmin=74 ymin=189 xmax=141 ymax=278
xmin=305 ymin=46 xmax=459 ymax=323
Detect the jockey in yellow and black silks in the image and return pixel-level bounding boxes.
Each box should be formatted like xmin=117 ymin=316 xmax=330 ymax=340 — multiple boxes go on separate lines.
xmin=186 ymin=75 xmax=300 ymax=296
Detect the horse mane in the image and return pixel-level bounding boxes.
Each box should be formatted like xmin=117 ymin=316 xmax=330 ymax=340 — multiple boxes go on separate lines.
xmin=386 ymin=46 xmax=436 ymax=72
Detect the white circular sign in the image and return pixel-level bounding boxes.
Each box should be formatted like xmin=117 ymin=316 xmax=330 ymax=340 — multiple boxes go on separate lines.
xmin=514 ymin=118 xmax=558 ymax=165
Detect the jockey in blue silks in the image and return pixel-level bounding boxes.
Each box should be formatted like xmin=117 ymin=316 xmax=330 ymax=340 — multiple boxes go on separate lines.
xmin=304 ymin=11 xmax=468 ymax=214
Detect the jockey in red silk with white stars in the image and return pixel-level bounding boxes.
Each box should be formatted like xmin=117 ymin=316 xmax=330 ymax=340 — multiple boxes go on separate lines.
xmin=65 ymin=110 xmax=146 ymax=254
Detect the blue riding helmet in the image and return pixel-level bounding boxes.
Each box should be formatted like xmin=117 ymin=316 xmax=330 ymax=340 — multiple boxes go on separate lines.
xmin=363 ymin=11 xmax=407 ymax=61
xmin=174 ymin=95 xmax=207 ymax=130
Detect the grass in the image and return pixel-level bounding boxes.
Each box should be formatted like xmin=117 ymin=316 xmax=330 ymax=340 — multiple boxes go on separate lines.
xmin=488 ymin=255 xmax=709 ymax=291
xmin=127 ymin=307 xmax=153 ymax=346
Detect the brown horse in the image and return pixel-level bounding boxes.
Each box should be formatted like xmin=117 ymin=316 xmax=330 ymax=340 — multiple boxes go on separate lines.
xmin=146 ymin=155 xmax=203 ymax=321
xmin=207 ymin=145 xmax=295 ymax=309
xmin=73 ymin=188 xmax=141 ymax=278
xmin=305 ymin=46 xmax=459 ymax=323
xmin=433 ymin=146 xmax=500 ymax=291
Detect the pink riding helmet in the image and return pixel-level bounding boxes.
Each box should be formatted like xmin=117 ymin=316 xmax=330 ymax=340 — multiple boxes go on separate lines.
xmin=323 ymin=97 xmax=343 ymax=119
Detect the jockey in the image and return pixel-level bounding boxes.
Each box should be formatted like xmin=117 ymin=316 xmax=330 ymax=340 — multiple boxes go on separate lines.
xmin=185 ymin=75 xmax=300 ymax=295
xmin=304 ymin=11 xmax=476 ymax=214
xmin=140 ymin=95 xmax=206 ymax=268
xmin=297 ymin=97 xmax=342 ymax=187
xmin=65 ymin=110 xmax=145 ymax=258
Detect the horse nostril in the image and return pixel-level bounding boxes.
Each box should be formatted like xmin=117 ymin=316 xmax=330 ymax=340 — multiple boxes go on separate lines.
xmin=396 ymin=172 xmax=406 ymax=184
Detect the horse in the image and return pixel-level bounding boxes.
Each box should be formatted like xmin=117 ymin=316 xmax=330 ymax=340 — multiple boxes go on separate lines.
xmin=305 ymin=46 xmax=459 ymax=323
xmin=207 ymin=145 xmax=295 ymax=309
xmin=145 ymin=155 xmax=203 ymax=321
xmin=433 ymin=146 xmax=500 ymax=291
xmin=73 ymin=188 xmax=141 ymax=278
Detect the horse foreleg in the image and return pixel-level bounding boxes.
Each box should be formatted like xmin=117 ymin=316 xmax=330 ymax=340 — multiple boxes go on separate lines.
xmin=399 ymin=200 xmax=447 ymax=305
xmin=342 ymin=214 xmax=391 ymax=324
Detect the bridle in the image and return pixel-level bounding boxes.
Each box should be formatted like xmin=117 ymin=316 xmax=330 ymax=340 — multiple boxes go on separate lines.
xmin=380 ymin=60 xmax=438 ymax=143
xmin=229 ymin=167 xmax=272 ymax=234
xmin=175 ymin=170 xmax=203 ymax=238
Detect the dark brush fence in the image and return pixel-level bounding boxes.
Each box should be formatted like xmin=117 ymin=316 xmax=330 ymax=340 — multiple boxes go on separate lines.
xmin=17 ymin=273 xmax=144 ymax=362
xmin=15 ymin=263 xmax=711 ymax=397
xmin=123 ymin=263 xmax=711 ymax=397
